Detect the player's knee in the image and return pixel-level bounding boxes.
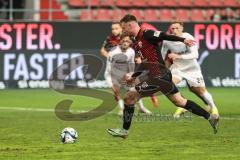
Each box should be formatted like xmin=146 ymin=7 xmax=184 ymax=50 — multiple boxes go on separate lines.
xmin=190 ymin=87 xmax=206 ymax=96
xmin=173 ymin=97 xmax=187 ymax=107
xmin=198 ymin=88 xmax=207 ymax=96
xmin=113 ymin=91 xmax=121 ymax=100
xmin=114 ymin=94 xmax=121 ymax=101
xmin=124 ymin=91 xmax=138 ymax=105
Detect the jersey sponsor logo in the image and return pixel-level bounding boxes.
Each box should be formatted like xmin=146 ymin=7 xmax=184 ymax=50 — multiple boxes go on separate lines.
xmin=141 ymin=81 xmax=149 ymax=88
xmin=136 ymin=51 xmax=143 ymax=58
xmin=153 ymin=31 xmax=161 ymax=37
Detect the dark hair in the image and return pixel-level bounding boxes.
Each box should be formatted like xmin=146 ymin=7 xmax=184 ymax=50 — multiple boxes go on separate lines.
xmin=120 ymin=14 xmax=137 ymax=23
xmin=120 ymin=34 xmax=130 ymax=40
xmin=170 ymin=20 xmax=184 ymax=27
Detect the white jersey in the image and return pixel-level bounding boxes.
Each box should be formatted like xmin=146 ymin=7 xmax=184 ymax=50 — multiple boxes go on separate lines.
xmin=105 ymin=46 xmax=135 ymax=87
xmin=161 ymin=32 xmax=205 ymax=87
xmin=161 ymin=32 xmax=200 ymax=73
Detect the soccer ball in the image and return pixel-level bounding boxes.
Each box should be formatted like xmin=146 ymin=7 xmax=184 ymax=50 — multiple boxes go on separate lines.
xmin=60 ymin=127 xmax=78 ymax=144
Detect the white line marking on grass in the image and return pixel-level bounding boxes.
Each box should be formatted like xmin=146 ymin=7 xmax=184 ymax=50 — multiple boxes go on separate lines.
xmin=0 ymin=106 xmax=87 ymax=113
xmin=0 ymin=106 xmax=240 ymax=121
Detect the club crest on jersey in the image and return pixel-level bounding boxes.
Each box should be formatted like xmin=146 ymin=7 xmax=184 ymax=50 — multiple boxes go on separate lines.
xmin=154 ymin=31 xmax=161 ymax=37
xmin=137 ymin=50 xmax=143 ymax=57
xmin=141 ymin=82 xmax=148 ymax=88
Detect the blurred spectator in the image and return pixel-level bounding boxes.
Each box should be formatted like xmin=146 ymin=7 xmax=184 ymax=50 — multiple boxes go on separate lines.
xmin=234 ymin=9 xmax=240 ymax=21
xmin=211 ymin=8 xmax=238 ymax=22
xmin=221 ymin=7 xmax=235 ymax=21
xmin=211 ymin=9 xmax=221 ymax=22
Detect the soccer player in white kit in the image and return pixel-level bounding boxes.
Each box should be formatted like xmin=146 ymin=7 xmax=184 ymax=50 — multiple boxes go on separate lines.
xmin=105 ymin=35 xmax=152 ymax=115
xmin=161 ymin=21 xmax=219 ymax=118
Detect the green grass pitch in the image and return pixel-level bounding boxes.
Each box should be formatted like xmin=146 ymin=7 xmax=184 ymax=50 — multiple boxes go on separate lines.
xmin=0 ymin=88 xmax=239 ymax=160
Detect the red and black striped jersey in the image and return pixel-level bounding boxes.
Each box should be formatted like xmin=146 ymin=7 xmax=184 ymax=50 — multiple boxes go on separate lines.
xmin=102 ymin=34 xmax=121 ymax=52
xmin=133 ymin=26 xmax=185 ymax=78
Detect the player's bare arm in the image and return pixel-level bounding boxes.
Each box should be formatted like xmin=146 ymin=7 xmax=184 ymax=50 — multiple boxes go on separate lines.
xmin=100 ymin=46 xmax=109 ymax=57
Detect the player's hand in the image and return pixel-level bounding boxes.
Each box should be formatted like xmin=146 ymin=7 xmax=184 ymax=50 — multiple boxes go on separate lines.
xmin=135 ymin=56 xmax=142 ymax=64
xmin=122 ymin=72 xmax=136 ymax=86
xmin=184 ymin=39 xmax=195 ymax=47
xmin=168 ymin=53 xmax=181 ymax=60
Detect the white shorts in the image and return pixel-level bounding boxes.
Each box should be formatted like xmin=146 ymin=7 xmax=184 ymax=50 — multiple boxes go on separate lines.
xmin=105 ymin=72 xmax=120 ymax=87
xmin=105 ymin=71 xmax=129 ymax=89
xmin=171 ymin=68 xmax=205 ymax=87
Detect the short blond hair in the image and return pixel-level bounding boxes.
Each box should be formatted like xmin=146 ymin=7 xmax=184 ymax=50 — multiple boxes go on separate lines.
xmin=170 ymin=20 xmax=184 ymax=27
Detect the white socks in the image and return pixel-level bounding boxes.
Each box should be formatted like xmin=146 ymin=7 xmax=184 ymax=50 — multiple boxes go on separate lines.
xmin=118 ymin=99 xmax=124 ymax=110
xmin=137 ymin=99 xmax=144 ymax=110
xmin=137 ymin=99 xmax=151 ymax=113
xmin=202 ymin=91 xmax=217 ymax=110
xmin=119 ymin=99 xmax=151 ymax=114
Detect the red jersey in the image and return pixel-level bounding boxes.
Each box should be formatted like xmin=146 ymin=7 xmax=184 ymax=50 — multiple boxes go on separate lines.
xmin=102 ymin=34 xmax=120 ymax=52
xmin=134 ymin=23 xmax=164 ymax=77
xmin=140 ymin=22 xmax=157 ymax=31
xmin=133 ymin=24 xmax=185 ymax=78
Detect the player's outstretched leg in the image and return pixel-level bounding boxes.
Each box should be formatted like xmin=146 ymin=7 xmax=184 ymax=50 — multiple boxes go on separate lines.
xmin=167 ymin=92 xmax=219 ymax=134
xmin=107 ymin=91 xmax=140 ymax=138
xmin=173 ymin=107 xmax=188 ymax=119
xmin=111 ymin=85 xmax=124 ymax=116
xmin=189 ymin=87 xmax=219 ymax=117
xmin=107 ymin=103 xmax=133 ymax=138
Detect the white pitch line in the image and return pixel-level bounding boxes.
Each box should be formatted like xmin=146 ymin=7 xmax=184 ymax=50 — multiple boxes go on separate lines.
xmin=0 ymin=106 xmax=87 ymax=113
xmin=0 ymin=106 xmax=54 ymax=112
xmin=0 ymin=106 xmax=240 ymax=121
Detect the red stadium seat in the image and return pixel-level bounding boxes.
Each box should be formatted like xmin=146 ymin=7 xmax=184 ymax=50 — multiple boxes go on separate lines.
xmin=178 ymin=0 xmax=193 ymax=7
xmin=161 ymin=0 xmax=177 ymax=7
xmin=95 ymin=9 xmax=112 ymax=21
xmin=52 ymin=12 xmax=68 ymax=20
xmin=116 ymin=0 xmax=132 ymax=7
xmin=128 ymin=9 xmax=143 ymax=20
xmin=68 ymin=0 xmax=87 ymax=7
xmin=190 ymin=9 xmax=205 ymax=21
xmin=131 ymin=0 xmax=147 ymax=7
xmin=80 ymin=9 xmax=95 ymax=21
xmin=89 ymin=0 xmax=99 ymax=7
xmin=208 ymin=0 xmax=223 ymax=7
xmin=146 ymin=0 xmax=162 ymax=7
xmin=112 ymin=9 xmax=127 ymax=21
xmin=143 ymin=9 xmax=159 ymax=21
xmin=100 ymin=0 xmax=115 ymax=7
xmin=222 ymin=0 xmax=238 ymax=7
xmin=174 ymin=9 xmax=190 ymax=22
xmin=193 ymin=0 xmax=208 ymax=7
xmin=41 ymin=0 xmax=68 ymax=20
xmin=159 ymin=9 xmax=174 ymax=21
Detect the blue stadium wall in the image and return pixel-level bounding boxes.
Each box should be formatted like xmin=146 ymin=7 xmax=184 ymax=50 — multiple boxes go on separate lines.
xmin=0 ymin=22 xmax=239 ymax=89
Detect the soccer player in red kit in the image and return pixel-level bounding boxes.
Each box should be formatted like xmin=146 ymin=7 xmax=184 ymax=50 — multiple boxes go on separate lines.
xmin=101 ymin=22 xmax=159 ymax=114
xmin=107 ymin=14 xmax=219 ymax=138
xmin=100 ymin=22 xmax=122 ymax=58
